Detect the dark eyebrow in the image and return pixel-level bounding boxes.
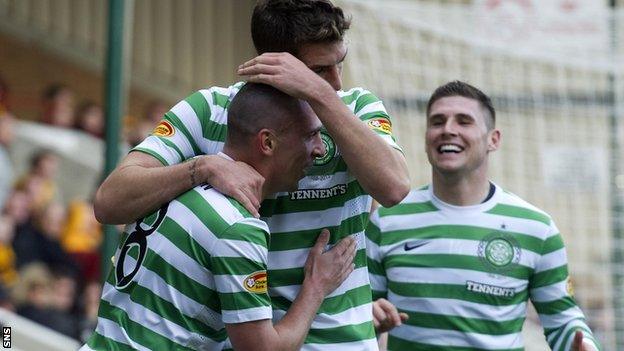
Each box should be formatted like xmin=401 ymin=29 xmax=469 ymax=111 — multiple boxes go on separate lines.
xmin=428 ymin=113 xmax=445 ymax=120
xmin=456 ymin=113 xmax=476 ymax=121
xmin=428 ymin=113 xmax=475 ymax=120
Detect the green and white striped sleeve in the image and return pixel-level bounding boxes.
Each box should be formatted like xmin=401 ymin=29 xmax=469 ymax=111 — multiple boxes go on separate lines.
xmin=530 ymin=221 xmax=601 ymax=351
xmin=366 ymin=208 xmax=388 ymax=300
xmin=132 ymin=84 xmax=238 ymax=166
xmin=212 ymin=218 xmax=273 ymax=324
xmin=340 ymin=87 xmax=402 ymax=152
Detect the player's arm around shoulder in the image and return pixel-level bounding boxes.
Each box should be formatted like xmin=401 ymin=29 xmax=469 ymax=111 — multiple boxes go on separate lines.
xmin=226 ymin=229 xmax=357 ymax=351
xmin=94 ymin=86 xmax=264 ymax=224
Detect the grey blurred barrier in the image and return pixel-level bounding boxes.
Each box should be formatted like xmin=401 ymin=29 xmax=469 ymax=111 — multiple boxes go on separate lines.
xmin=0 ymin=307 xmax=81 ymax=351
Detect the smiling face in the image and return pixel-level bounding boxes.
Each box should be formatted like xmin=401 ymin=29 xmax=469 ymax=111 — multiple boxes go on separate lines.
xmin=425 ymin=96 xmax=500 ymax=179
xmin=297 ymin=41 xmax=347 ymax=91
xmin=272 ymin=102 xmax=325 ymax=191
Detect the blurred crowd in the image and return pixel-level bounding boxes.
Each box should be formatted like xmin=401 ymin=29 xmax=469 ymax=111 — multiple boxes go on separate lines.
xmin=0 ymin=74 xmax=167 ymax=342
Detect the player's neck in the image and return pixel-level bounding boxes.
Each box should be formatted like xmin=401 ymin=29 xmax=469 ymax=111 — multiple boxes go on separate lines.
xmin=431 ymin=169 xmax=491 ymax=206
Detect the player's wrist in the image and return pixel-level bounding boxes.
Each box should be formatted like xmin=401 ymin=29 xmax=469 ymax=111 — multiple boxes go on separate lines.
xmin=300 ymin=277 xmax=326 ymax=304
xmin=306 ymin=80 xmax=337 ymax=105
xmin=195 ymin=154 xmax=219 ymax=185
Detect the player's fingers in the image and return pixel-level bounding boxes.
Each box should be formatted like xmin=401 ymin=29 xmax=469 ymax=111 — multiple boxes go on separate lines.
xmin=372 ymin=303 xmax=386 ymax=328
xmin=335 ymin=240 xmax=352 ymax=265
xmin=399 ymin=312 xmax=409 ymax=322
xmin=345 ymin=242 xmax=356 ymax=265
xmin=377 ymin=298 xmax=402 ymax=326
xmin=236 ymin=161 xmax=264 ymax=202
xmin=340 ymin=261 xmax=354 ymax=278
xmin=251 ymin=175 xmax=264 ymax=202
xmin=338 ymin=263 xmax=354 ymax=285
xmin=311 ymin=229 xmax=330 ymax=256
xmin=572 ymin=330 xmax=583 ymax=351
xmin=260 ymin=52 xmax=288 ymax=57
xmin=243 ymin=73 xmax=274 ymax=85
xmin=238 ymin=55 xmax=282 ymax=70
xmin=391 ymin=308 xmax=402 ymax=326
xmin=334 ymin=236 xmax=355 ymax=255
xmin=349 ymin=237 xmax=357 ymax=256
xmin=231 ymin=188 xmax=260 ymax=218
xmin=237 ymin=63 xmax=281 ymax=76
xmin=239 ymin=185 xmax=260 ymax=213
xmin=376 ymin=298 xmax=392 ymax=311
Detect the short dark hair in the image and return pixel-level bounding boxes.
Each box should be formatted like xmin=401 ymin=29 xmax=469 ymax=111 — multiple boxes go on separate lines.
xmin=426 ymin=81 xmax=496 ymax=129
xmin=251 ymin=0 xmax=351 ymax=55
xmin=227 ymin=83 xmax=304 ymax=147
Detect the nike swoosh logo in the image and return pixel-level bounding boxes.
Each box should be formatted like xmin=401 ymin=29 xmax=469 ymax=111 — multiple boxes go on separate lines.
xmin=404 ymin=241 xmax=429 ymax=251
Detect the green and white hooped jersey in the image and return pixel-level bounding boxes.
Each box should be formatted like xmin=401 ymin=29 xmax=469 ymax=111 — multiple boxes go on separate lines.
xmin=81 ymin=184 xmax=272 ymax=350
xmin=130 ymin=83 xmax=401 ymax=350
xmin=366 ymin=184 xmax=601 ymax=351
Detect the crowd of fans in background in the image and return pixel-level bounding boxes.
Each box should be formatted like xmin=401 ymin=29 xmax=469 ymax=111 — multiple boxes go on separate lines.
xmin=0 ymin=74 xmax=167 ymax=342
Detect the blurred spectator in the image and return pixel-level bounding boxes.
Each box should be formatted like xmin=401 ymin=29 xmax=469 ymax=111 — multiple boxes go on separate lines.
xmin=15 ymin=149 xmax=60 ymax=211
xmin=74 ymin=101 xmax=104 ymax=139
xmin=41 ymin=84 xmax=75 ymax=128
xmin=126 ymin=99 xmax=169 ymax=147
xmin=13 ymin=202 xmax=77 ymax=273
xmin=0 ymin=115 xmax=15 ymax=209
xmin=61 ymin=200 xmax=101 ymax=281
xmin=2 ymin=190 xmax=32 ymax=227
xmin=12 ymin=263 xmax=78 ymax=339
xmin=48 ymin=267 xmax=80 ymax=339
xmin=0 ymin=215 xmax=17 ymax=287
xmin=13 ymin=263 xmax=54 ymax=326
xmin=78 ymin=280 xmax=101 ymax=343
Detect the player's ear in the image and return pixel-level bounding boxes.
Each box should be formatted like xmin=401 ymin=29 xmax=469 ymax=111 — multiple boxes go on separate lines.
xmin=258 ymin=129 xmax=276 ymax=156
xmin=487 ymin=128 xmax=501 ymax=152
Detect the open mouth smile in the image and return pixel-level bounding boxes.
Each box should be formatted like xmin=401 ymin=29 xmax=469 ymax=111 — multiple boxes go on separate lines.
xmin=437 ymin=144 xmax=464 ymax=153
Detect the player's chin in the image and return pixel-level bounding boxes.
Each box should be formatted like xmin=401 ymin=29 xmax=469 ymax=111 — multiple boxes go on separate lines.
xmin=432 ymin=160 xmax=464 ymax=174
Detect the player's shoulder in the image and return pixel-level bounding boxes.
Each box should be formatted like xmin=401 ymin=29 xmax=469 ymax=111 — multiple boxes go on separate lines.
xmin=338 ymin=87 xmax=389 ymax=119
xmin=188 ymin=184 xmax=269 ymax=232
xmin=337 ymin=86 xmax=380 ymax=101
xmin=491 ymin=185 xmax=553 ymax=226
xmin=195 ymin=81 xmax=245 ymax=106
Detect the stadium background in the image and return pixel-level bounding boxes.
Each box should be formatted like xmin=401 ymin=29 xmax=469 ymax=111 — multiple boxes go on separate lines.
xmin=0 ymin=0 xmax=622 ymax=350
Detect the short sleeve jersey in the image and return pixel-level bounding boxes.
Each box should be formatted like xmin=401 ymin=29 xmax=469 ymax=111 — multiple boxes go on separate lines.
xmin=130 ymin=82 xmax=402 ymax=350
xmin=366 ymin=184 xmax=601 ymax=351
xmin=82 ymin=184 xmax=272 ymax=350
